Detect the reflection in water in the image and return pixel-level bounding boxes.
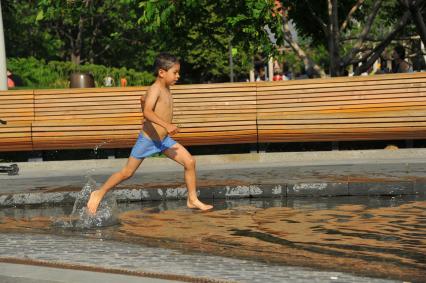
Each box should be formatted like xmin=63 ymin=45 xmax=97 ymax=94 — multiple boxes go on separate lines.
xmin=0 ymin=196 xmax=425 ymax=282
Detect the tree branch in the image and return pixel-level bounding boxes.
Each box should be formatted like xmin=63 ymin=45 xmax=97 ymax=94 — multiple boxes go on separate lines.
xmin=405 ymin=0 xmax=426 ymax=46
xmin=303 ymin=0 xmax=328 ymax=35
xmin=354 ymin=10 xmax=411 ymax=75
xmin=281 ymin=16 xmax=326 ymax=77
xmin=340 ymin=0 xmax=365 ymax=32
xmin=342 ymin=0 xmax=383 ymax=67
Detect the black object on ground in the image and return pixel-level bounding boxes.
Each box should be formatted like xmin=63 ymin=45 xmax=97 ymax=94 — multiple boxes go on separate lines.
xmin=0 ymin=164 xmax=19 ymax=175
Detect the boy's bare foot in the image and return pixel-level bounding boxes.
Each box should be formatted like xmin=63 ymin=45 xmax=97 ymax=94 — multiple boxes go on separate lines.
xmin=187 ymin=199 xmax=213 ymax=211
xmin=87 ymin=190 xmax=103 ymax=215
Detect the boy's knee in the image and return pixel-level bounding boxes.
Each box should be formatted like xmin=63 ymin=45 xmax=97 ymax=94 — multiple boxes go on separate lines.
xmin=184 ymin=157 xmax=196 ymax=169
xmin=119 ymin=168 xmax=134 ymax=180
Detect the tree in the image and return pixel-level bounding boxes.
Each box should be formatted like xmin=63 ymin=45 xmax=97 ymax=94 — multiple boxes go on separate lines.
xmin=35 ymin=0 xmax=142 ymax=65
xmin=280 ymin=0 xmax=426 ymax=76
xmin=3 ymin=0 xmax=60 ymax=61
xmin=138 ymin=0 xmax=279 ymax=82
xmin=399 ymin=0 xmax=426 ymax=46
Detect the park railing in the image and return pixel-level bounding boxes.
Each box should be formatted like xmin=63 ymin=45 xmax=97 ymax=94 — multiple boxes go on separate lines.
xmin=1 ymin=72 xmax=426 ymax=152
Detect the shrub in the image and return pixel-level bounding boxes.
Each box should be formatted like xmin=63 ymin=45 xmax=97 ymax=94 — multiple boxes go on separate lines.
xmin=7 ymin=57 xmax=155 ymax=88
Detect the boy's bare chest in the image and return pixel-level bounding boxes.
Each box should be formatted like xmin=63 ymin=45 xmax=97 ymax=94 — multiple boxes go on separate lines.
xmin=155 ymin=93 xmax=173 ymax=112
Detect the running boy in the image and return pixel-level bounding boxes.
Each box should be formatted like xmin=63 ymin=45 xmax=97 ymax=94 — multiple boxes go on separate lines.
xmin=87 ymin=53 xmax=213 ymax=213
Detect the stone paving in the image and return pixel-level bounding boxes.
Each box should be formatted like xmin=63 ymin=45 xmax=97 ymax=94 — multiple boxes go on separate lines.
xmin=0 ymin=233 xmax=399 ymax=283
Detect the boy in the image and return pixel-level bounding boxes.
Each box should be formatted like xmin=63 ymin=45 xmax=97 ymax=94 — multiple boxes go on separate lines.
xmin=87 ymin=53 xmax=213 ymax=213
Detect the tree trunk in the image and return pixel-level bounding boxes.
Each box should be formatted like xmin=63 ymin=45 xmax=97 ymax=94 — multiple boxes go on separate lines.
xmin=71 ymin=52 xmax=80 ymax=65
xmin=328 ymin=0 xmax=340 ymax=76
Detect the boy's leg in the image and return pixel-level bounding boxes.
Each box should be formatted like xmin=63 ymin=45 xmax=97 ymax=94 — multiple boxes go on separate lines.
xmin=87 ymin=156 xmax=144 ymax=214
xmin=162 ymin=143 xmax=213 ymax=211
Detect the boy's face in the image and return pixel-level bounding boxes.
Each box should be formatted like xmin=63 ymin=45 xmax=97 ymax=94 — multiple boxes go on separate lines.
xmin=159 ymin=63 xmax=180 ymax=86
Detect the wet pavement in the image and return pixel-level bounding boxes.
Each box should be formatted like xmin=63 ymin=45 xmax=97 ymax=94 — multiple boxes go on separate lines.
xmin=1 ymin=150 xmax=426 ymax=282
xmin=0 ymin=196 xmax=425 ymax=282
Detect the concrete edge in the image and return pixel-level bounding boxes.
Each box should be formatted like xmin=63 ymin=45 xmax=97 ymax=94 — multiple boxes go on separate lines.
xmin=1 ymin=181 xmax=424 ymax=207
xmin=3 ymin=148 xmax=426 ymax=172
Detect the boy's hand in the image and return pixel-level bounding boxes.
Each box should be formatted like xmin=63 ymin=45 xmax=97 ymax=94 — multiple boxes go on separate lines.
xmin=166 ymin=124 xmax=179 ymax=136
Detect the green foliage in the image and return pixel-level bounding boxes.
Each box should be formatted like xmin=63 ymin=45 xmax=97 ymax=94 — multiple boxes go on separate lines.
xmin=3 ymin=1 xmax=62 ymax=61
xmin=4 ymin=0 xmax=425 ymax=82
xmin=32 ymin=0 xmax=143 ymax=64
xmin=7 ymin=57 xmax=155 ymax=88
xmin=137 ymin=0 xmax=279 ymax=82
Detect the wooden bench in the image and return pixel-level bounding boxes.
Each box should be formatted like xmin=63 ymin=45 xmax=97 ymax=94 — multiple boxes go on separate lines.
xmin=1 ymin=73 xmax=425 ymax=153
xmin=0 ymin=90 xmax=34 ymax=151
xmin=32 ymin=88 xmax=144 ymax=150
xmin=256 ymin=72 xmax=426 ymax=143
xmin=171 ymin=82 xmax=258 ymax=145
xmin=31 ymin=83 xmax=258 ymax=150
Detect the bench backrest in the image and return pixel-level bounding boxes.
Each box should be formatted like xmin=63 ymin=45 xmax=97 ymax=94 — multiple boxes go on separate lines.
xmin=257 ymin=72 xmax=426 ymax=142
xmin=171 ymin=82 xmax=258 ymax=145
xmin=32 ymin=87 xmax=144 ymax=150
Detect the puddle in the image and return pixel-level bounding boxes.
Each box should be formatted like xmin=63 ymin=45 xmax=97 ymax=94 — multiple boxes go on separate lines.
xmin=0 ymin=196 xmax=425 ymax=282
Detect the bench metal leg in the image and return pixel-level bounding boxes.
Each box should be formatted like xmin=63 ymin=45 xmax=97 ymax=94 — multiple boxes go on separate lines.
xmin=332 ymin=141 xmax=339 ymax=151
xmin=105 ymin=149 xmax=116 ymax=159
xmin=28 ymin=151 xmax=43 ymax=162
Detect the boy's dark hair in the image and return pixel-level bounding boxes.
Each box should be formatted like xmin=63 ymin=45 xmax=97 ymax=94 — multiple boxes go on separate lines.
xmin=394 ymin=45 xmax=406 ymax=60
xmin=154 ymin=53 xmax=179 ymax=75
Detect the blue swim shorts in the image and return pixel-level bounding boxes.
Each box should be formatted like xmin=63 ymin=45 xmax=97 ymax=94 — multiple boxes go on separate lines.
xmin=130 ymin=133 xmax=177 ymax=159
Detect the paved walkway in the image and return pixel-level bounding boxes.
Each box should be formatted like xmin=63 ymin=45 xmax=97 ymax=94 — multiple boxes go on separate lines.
xmin=0 ymin=149 xmax=425 ymax=206
xmin=0 ymin=233 xmax=398 ymax=283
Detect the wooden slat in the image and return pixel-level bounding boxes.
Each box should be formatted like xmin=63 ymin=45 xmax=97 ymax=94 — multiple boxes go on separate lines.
xmin=0 ymin=123 xmax=33 ymax=151
xmin=256 ymin=101 xmax=426 ymax=114
xmin=257 ymin=84 xmax=426 ymax=98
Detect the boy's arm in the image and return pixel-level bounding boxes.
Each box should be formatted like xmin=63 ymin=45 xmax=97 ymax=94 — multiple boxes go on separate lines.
xmin=142 ymin=88 xmax=178 ymax=135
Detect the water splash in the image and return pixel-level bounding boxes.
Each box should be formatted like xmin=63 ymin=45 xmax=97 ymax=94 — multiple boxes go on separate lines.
xmin=93 ymin=140 xmax=111 ymax=156
xmin=53 ymin=176 xmax=119 ymax=229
